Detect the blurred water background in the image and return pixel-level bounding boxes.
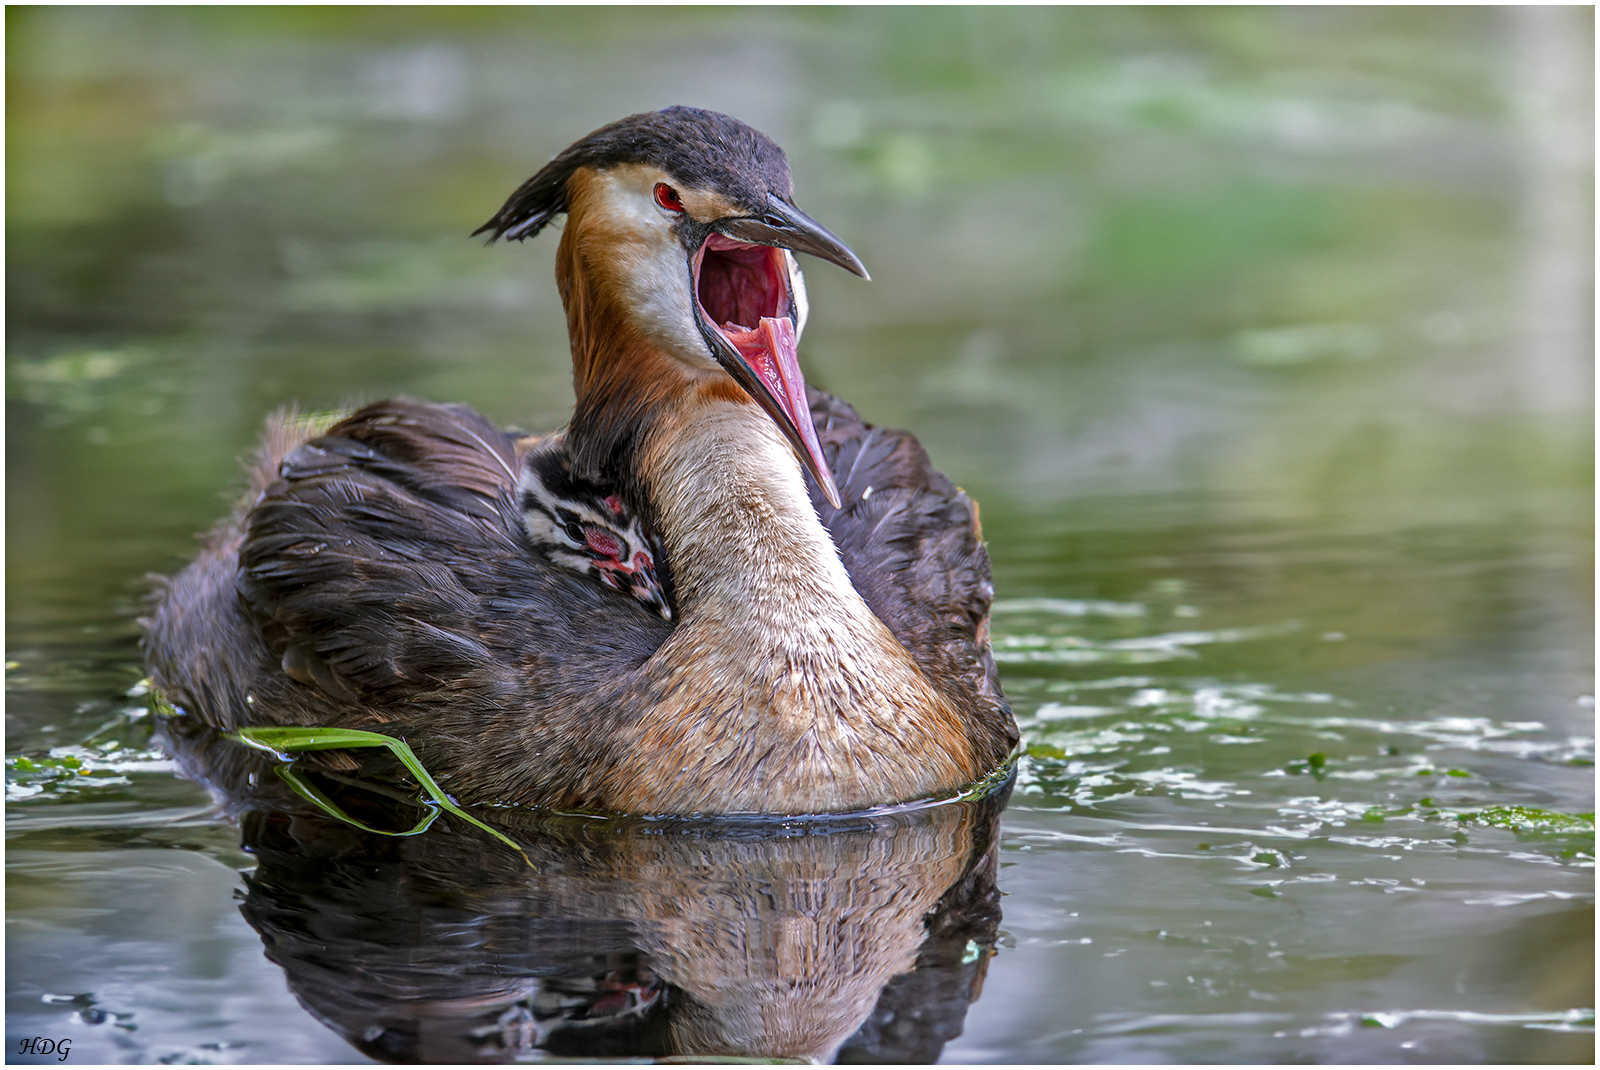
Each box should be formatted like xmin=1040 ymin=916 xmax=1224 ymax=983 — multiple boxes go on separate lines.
xmin=7 ymin=6 xmax=1593 ymax=1064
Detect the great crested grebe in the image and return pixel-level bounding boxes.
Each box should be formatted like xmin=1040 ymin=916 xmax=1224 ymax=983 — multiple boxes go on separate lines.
xmin=145 ymin=107 xmax=1017 ymax=814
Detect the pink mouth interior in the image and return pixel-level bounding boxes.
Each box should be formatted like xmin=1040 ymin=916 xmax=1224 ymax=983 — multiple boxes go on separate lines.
xmin=694 ymin=234 xmax=839 ymax=506
xmin=696 ymin=234 xmax=787 ymax=341
xmin=695 ymin=234 xmax=798 ymax=402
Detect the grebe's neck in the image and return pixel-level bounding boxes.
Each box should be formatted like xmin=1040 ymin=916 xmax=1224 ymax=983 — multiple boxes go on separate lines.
xmin=611 ymin=391 xmax=980 ymax=813
xmin=640 ymin=394 xmax=860 ymax=632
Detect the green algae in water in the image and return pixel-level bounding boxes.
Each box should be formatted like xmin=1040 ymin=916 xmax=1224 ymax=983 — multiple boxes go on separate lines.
xmin=1365 ymin=800 xmax=1594 ymax=842
xmin=6 ymin=753 xmax=95 ymax=798
xmin=9 ymin=753 xmax=85 ymax=775
xmin=6 ymin=744 xmax=170 ymax=802
xmin=1455 ymin=806 xmax=1595 ymax=835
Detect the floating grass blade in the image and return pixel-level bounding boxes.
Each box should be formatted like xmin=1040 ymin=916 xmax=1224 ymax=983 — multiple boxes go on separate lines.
xmin=230 ymin=726 xmax=532 ymax=866
xmin=272 ymin=764 xmax=440 ymax=838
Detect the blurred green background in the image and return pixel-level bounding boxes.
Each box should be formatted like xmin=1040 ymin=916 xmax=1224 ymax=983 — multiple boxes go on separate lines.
xmin=6 ymin=6 xmax=1594 ymax=1064
xmin=9 ymin=7 xmax=1591 ymax=564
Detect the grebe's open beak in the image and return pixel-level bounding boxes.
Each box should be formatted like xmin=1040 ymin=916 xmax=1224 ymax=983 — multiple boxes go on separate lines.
xmin=690 ymin=199 xmax=868 ymax=510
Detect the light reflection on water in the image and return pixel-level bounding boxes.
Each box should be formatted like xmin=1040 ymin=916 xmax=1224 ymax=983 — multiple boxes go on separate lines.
xmin=7 ymin=6 xmax=1594 ymax=1065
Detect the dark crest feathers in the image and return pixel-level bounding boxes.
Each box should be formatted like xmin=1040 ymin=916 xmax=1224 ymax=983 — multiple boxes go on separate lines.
xmin=472 ymin=106 xmax=794 ymax=243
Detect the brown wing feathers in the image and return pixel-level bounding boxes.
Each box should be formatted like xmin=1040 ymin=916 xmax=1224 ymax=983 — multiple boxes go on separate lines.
xmin=148 ymin=401 xmax=673 ymax=741
xmin=240 ymin=401 xmax=672 ymax=708
xmin=804 ymin=388 xmax=1017 ymax=765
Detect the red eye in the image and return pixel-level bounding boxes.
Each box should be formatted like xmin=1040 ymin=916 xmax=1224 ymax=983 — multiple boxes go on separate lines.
xmin=654 ymin=183 xmax=684 ymax=213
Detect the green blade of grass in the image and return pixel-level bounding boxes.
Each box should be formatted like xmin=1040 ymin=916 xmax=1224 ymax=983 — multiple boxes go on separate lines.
xmin=230 ymin=725 xmax=533 ymax=867
xmin=274 ymin=763 xmax=440 ymax=837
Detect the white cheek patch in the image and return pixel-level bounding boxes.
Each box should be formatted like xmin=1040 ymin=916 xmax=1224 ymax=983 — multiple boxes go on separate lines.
xmin=591 ymin=171 xmax=718 ymax=369
xmin=622 ymin=248 xmax=712 ymax=367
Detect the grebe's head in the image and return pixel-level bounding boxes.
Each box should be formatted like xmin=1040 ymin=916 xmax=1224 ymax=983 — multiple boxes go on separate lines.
xmin=476 ymin=107 xmax=868 ymax=507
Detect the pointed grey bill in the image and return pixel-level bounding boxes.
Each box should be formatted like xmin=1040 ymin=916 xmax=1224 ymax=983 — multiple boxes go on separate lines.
xmin=714 ymin=195 xmax=871 ymax=280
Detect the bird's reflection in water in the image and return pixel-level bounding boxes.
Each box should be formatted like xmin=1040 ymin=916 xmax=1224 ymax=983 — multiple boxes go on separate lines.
xmin=214 ymin=755 xmax=1009 ymax=1063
